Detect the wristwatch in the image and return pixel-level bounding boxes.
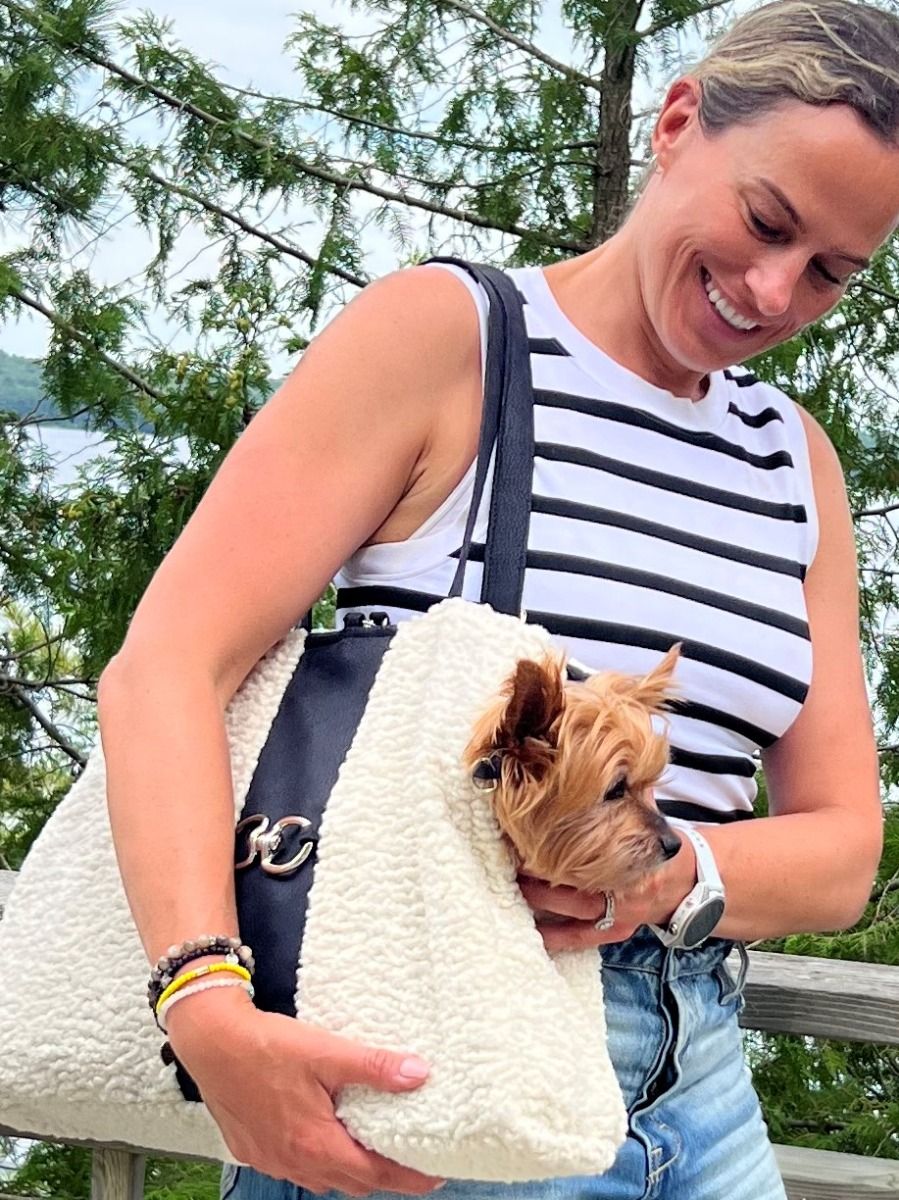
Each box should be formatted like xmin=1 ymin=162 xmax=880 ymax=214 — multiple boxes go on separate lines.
xmin=650 ymin=821 xmax=726 ymax=950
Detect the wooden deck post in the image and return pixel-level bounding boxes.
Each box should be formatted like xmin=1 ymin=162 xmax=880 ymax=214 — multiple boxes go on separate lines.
xmin=90 ymin=1148 xmax=146 ymax=1200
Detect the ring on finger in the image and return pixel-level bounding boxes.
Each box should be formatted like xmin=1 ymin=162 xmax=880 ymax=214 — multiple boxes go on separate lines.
xmin=594 ymin=891 xmax=616 ymax=932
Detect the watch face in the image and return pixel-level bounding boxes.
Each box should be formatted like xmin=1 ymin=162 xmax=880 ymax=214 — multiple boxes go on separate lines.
xmin=682 ymin=898 xmax=726 ymax=948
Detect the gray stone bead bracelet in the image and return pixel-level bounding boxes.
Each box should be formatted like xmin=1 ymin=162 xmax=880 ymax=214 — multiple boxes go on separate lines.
xmin=147 ymin=935 xmax=255 ymax=1014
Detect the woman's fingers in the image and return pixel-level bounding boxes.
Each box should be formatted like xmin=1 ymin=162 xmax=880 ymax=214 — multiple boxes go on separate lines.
xmin=298 ymin=1024 xmax=433 ymax=1095
xmin=307 ymin=1110 xmax=445 ymax=1195
xmin=173 ymin=1004 xmax=445 ymax=1196
xmin=517 ymin=874 xmax=607 ymax=921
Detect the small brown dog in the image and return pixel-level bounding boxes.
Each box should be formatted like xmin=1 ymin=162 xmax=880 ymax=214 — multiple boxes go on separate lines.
xmin=463 ymin=646 xmax=682 ymax=894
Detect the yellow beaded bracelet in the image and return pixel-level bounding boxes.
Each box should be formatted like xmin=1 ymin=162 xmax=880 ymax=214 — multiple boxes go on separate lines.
xmin=155 ymin=962 xmax=252 ymax=1013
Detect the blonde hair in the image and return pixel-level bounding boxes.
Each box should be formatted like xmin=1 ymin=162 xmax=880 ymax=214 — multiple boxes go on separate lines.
xmin=631 ymin=0 xmax=899 ymax=207
xmin=693 ymin=0 xmax=899 ymax=142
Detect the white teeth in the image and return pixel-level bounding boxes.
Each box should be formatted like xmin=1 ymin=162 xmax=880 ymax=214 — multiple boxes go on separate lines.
xmin=703 ymin=273 xmax=759 ymax=331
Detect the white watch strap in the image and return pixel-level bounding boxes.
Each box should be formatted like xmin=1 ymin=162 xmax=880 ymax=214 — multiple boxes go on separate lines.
xmin=674 ymin=822 xmax=723 ymax=891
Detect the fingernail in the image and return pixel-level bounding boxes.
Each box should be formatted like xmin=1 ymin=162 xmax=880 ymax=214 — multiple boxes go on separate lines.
xmin=397 ymin=1056 xmax=430 ymax=1080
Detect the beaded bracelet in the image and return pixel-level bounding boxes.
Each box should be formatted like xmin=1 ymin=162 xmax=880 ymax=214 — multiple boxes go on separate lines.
xmin=157 ymin=974 xmax=254 ymax=1035
xmin=147 ymin=935 xmax=255 ymax=1013
xmin=156 ymin=961 xmax=252 ymax=1012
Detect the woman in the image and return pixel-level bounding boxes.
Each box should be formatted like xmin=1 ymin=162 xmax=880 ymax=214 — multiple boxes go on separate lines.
xmin=98 ymin=1 xmax=899 ymax=1197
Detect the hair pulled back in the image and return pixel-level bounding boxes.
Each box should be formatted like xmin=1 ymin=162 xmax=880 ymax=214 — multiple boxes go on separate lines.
xmin=691 ymin=0 xmax=899 ymax=143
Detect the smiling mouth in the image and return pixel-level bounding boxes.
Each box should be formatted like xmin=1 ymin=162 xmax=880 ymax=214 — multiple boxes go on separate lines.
xmin=700 ymin=267 xmax=760 ymax=334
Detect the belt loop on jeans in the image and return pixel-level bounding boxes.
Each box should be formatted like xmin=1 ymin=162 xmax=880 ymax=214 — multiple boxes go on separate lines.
xmin=719 ymin=941 xmax=749 ymax=1003
xmin=734 ymin=940 xmax=749 ymax=993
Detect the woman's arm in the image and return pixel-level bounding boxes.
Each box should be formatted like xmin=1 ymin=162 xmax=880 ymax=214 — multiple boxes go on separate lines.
xmin=98 ymin=264 xmax=482 ymax=1190
xmin=707 ymin=404 xmax=883 ymax=939
xmin=523 ymin=404 xmax=883 ymax=948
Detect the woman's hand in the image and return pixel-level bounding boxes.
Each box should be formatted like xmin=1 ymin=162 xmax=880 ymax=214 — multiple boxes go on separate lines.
xmin=166 ymin=989 xmax=445 ymax=1197
xmin=517 ymin=829 xmax=697 ymax=953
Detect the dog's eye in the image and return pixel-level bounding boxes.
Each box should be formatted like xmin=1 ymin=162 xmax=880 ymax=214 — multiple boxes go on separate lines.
xmin=605 ymin=777 xmax=628 ymax=802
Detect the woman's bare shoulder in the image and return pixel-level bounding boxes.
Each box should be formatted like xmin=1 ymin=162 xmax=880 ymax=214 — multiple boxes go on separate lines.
xmin=107 ymin=264 xmax=484 ymax=701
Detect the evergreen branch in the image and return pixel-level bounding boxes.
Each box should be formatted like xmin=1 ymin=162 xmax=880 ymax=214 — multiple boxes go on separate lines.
xmin=1 ymin=633 xmax=67 ymax=662
xmin=0 ymin=744 xmax=68 ymax=760
xmin=638 ymin=0 xmax=735 ymax=40
xmin=12 ymin=405 xmax=95 ymax=428
xmin=873 ymin=869 xmax=899 ymax=922
xmin=114 ymin=158 xmax=370 ymax=289
xmin=15 ymin=675 xmax=95 ymax=688
xmin=0 ymin=157 xmax=87 ymax=222
xmin=1 ymin=0 xmax=584 ymax=252
xmin=783 ymin=1118 xmax=849 ymax=1133
xmin=225 ymin=87 xmax=626 ymax=160
xmin=221 ymin=84 xmax=502 ymax=155
xmin=0 ymin=677 xmax=87 ymax=766
xmin=879 ymin=743 xmax=899 ymax=756
xmin=855 ymin=501 xmax=899 ymax=519
xmin=435 ymin=0 xmax=602 ymax=93
xmin=44 ymin=682 xmax=96 ymax=702
xmin=7 ymin=286 xmax=168 ymax=404
xmin=857 ymin=278 xmax=899 ymax=306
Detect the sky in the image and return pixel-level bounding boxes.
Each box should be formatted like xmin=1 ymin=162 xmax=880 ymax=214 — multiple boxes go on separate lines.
xmin=0 ymin=0 xmax=715 ymax=364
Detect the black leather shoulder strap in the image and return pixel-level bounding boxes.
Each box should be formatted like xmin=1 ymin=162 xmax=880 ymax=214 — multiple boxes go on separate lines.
xmin=426 ymin=257 xmax=534 ymax=616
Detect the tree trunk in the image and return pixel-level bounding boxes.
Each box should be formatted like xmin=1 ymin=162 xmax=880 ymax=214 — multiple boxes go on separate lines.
xmin=591 ymin=0 xmax=642 ymax=244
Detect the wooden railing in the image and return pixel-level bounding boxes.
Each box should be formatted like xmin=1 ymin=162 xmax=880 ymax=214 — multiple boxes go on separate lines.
xmin=2 ymin=868 xmax=898 ymax=1200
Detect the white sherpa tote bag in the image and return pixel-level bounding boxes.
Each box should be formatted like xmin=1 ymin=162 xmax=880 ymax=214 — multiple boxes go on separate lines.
xmin=0 ymin=600 xmax=627 ymax=1179
xmin=0 ymin=261 xmax=627 ymax=1181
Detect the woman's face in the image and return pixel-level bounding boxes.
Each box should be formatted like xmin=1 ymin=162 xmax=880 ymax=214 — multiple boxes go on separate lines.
xmin=640 ymin=82 xmax=899 ymax=377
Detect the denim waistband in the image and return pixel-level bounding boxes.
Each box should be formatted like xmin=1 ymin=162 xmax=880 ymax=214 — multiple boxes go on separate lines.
xmin=599 ymin=924 xmax=746 ymax=982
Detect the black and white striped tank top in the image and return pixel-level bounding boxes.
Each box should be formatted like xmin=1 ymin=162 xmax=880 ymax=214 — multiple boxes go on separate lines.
xmin=334 ymin=263 xmax=817 ymax=824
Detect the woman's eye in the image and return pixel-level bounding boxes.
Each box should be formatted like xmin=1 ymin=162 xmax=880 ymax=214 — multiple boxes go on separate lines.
xmin=605 ymin=778 xmax=628 ymax=801
xmin=813 ymin=261 xmax=843 ymax=286
xmin=750 ymin=211 xmax=781 ymax=239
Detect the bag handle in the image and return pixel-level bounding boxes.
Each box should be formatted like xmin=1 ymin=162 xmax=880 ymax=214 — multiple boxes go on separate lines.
xmin=427 ymin=258 xmax=534 ymax=616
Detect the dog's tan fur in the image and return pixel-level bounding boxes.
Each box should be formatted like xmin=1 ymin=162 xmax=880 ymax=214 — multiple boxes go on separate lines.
xmin=464 ymin=646 xmax=681 ymax=892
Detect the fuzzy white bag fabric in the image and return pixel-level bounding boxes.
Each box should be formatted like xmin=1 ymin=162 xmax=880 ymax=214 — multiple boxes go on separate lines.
xmin=0 ymin=598 xmax=626 ymax=1180
xmin=300 ymin=598 xmax=627 ymax=1180
xmin=0 ymin=628 xmax=304 ymax=1161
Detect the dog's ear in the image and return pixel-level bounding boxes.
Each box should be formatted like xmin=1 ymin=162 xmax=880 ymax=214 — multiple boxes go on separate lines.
xmin=499 ymin=656 xmax=565 ymax=748
xmin=632 ymin=643 xmax=681 ymax=711
xmin=463 ymin=655 xmax=565 ymax=782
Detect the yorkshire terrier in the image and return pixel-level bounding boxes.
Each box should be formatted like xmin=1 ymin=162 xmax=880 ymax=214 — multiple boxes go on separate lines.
xmin=463 ymin=646 xmax=683 ymax=898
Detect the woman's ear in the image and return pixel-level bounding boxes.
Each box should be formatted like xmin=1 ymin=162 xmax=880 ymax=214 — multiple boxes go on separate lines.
xmin=652 ymin=76 xmax=702 ymax=171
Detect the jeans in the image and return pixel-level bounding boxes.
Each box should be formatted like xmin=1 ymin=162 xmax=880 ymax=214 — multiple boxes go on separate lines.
xmin=220 ymin=928 xmax=786 ymax=1200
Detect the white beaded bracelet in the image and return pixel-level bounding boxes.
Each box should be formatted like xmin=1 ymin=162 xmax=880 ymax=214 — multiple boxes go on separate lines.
xmin=157 ymin=974 xmax=255 ymax=1033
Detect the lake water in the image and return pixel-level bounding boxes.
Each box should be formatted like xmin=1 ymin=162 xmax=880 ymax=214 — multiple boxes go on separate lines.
xmin=25 ymin=425 xmax=188 ymax=488
xmin=26 ymin=425 xmax=117 ymax=487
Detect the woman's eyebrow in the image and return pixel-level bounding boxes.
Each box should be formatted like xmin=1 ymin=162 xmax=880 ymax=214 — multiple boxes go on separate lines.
xmin=758 ymin=177 xmax=870 ymax=269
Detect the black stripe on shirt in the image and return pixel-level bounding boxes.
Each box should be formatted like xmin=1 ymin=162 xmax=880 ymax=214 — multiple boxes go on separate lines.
xmin=724 ymin=369 xmax=761 ymax=389
xmin=658 ymin=799 xmax=755 ymax=824
xmin=461 ymin=544 xmax=809 ymax=639
xmin=529 ymin=337 xmax=569 ymax=357
xmin=526 ymin=611 xmax=810 ymax=703
xmin=728 ymin=401 xmax=784 ymax=428
xmin=669 ymin=745 xmax=758 ymax=777
xmin=665 ymin=698 xmax=777 ymax=749
xmin=336 ymin=585 xmax=443 ymax=615
xmin=536 ymin=389 xmax=793 ymax=470
xmin=536 ymin=441 xmax=808 ymax=523
xmin=530 ymin=494 xmax=807 ymax=579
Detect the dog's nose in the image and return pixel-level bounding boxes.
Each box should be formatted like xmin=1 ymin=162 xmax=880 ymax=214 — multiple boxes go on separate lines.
xmin=659 ymin=831 xmax=682 ymax=860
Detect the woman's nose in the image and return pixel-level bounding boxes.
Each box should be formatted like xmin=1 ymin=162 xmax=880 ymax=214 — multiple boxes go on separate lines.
xmin=744 ymin=253 xmax=805 ymax=318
